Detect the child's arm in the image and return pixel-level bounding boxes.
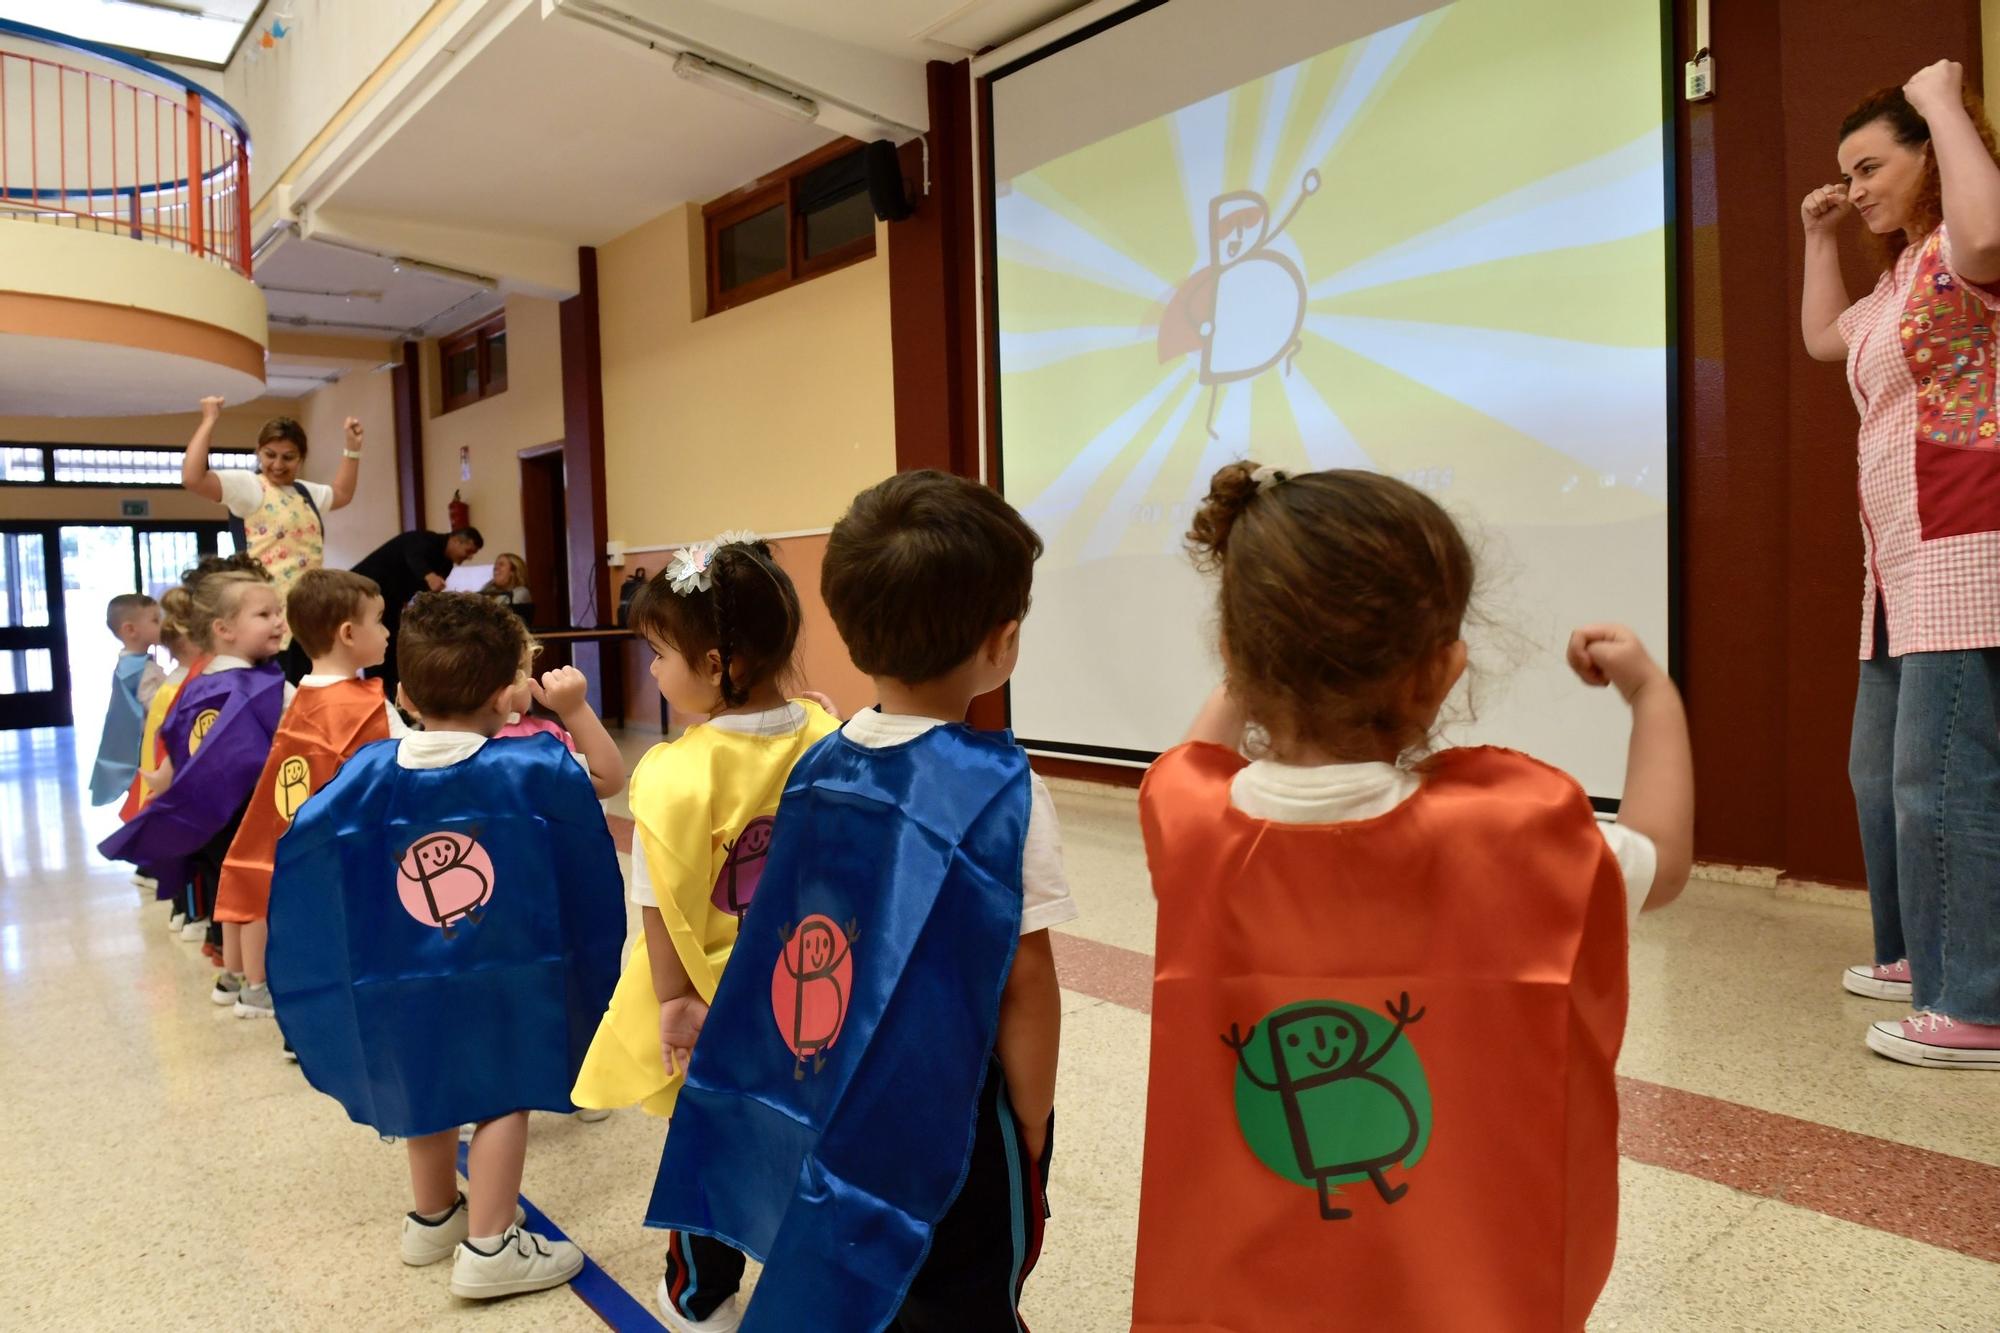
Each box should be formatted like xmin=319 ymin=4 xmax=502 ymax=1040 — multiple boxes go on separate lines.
xmin=995 ymin=929 xmax=1060 ymax=1161
xmin=137 ymin=660 xmax=165 ymax=707
xmin=795 ymin=689 xmax=843 ymax=721
xmin=143 ymin=753 xmax=174 ymax=794
xmin=642 ymin=905 xmax=706 ymax=1077
xmin=532 ymin=666 xmax=627 ymax=798
xmin=180 ymin=396 xmax=228 ymax=503
xmin=1567 ymin=625 xmax=1694 ymax=910
xmin=1180 ymin=683 xmax=1249 ymax=749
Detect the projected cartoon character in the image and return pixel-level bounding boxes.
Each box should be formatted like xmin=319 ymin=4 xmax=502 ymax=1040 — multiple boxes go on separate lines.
xmin=711 ymin=815 xmax=775 ymax=918
xmin=1223 ymin=991 xmax=1428 ymax=1221
xmin=395 ymin=829 xmax=495 ymax=937
xmin=771 ymin=913 xmax=856 ymax=1079
xmin=1158 ymin=171 xmax=1322 ymax=437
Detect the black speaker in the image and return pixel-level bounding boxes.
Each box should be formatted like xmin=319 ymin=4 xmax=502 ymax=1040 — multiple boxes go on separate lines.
xmin=865 ymin=139 xmax=914 ymax=222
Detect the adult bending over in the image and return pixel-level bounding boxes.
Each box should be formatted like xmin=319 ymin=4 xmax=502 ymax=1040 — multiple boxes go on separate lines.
xmin=351 ymin=526 xmax=484 ymax=694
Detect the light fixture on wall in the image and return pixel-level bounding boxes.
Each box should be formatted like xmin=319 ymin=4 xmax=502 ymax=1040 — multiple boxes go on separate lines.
xmin=670 ymin=52 xmax=817 ymax=122
xmin=390 ymin=257 xmax=499 ymax=290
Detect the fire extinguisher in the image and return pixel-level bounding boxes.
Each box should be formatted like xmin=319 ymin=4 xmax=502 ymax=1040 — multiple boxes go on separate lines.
xmin=448 ymin=489 xmax=469 ymax=531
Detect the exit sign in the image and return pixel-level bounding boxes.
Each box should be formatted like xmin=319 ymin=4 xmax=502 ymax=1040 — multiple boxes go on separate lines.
xmin=120 ymin=499 xmax=150 ymax=517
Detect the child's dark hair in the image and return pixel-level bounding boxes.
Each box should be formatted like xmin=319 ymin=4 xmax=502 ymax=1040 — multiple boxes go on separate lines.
xmin=1188 ymin=462 xmax=1473 ymax=760
xmin=822 ymin=470 xmax=1043 ymax=684
xmin=163 ymin=553 xmax=272 ymax=652
xmin=398 ymin=592 xmax=528 ymax=718
xmin=629 ymin=539 xmax=802 ymax=709
xmin=258 ymin=417 xmax=308 ymax=456
xmin=287 ymin=568 xmax=382 ymax=659
xmin=105 ymin=592 xmax=157 ymax=634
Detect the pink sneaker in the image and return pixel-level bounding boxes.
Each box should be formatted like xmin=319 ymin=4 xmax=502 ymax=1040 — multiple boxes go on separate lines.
xmin=1841 ymin=958 xmax=1911 ymax=1002
xmin=1865 ymin=1012 xmax=2000 ymax=1070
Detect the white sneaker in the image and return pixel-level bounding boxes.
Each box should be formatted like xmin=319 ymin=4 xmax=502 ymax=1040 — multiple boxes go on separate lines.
xmin=210 ymin=971 xmax=243 ymax=1006
xmin=399 ymin=1196 xmax=527 ymax=1267
xmin=657 ymin=1279 xmax=743 ymax=1333
xmin=449 ymin=1226 xmax=583 ymax=1299
xmin=167 ymin=911 xmax=187 ymax=934
xmin=179 ymin=918 xmax=209 ymax=942
xmin=574 ymin=1107 xmax=612 ymax=1123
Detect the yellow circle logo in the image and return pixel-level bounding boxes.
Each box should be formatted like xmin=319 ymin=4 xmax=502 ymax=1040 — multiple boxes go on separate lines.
xmin=275 ymin=755 xmax=312 ymax=823
xmin=188 ymin=708 xmax=221 ymax=753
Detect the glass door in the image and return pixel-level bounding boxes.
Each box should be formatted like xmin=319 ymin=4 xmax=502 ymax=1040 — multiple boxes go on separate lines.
xmin=0 ymin=525 xmax=71 ymax=730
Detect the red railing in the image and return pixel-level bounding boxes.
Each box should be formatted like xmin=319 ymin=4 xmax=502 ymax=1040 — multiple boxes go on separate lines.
xmin=0 ymin=38 xmax=252 ymax=276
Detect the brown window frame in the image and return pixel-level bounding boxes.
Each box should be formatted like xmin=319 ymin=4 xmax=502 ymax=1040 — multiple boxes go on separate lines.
xmin=439 ymin=311 xmax=508 ymax=414
xmin=702 ymin=140 xmax=878 ymax=316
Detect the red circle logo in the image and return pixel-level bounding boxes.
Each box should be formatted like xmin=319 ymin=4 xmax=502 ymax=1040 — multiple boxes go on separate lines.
xmin=771 ymin=914 xmax=853 ymax=1072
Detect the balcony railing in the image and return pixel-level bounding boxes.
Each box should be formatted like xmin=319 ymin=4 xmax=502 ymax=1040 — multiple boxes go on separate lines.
xmin=0 ymin=18 xmax=252 ymax=276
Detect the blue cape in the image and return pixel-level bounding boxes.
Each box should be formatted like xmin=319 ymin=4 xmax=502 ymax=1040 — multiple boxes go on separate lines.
xmin=645 ymin=724 xmax=1031 ymax=1333
xmin=89 ymin=654 xmax=152 ymax=806
xmin=99 ymin=663 xmax=283 ymax=865
xmin=266 ymin=734 xmax=625 ymax=1139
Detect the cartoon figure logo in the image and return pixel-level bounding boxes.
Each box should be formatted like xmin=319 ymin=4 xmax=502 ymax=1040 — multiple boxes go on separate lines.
xmin=1224 ymin=993 xmax=1430 ymax=1221
xmin=395 ymin=830 xmax=495 ymax=937
xmin=273 ymin=755 xmax=311 ymax=823
xmin=188 ymin=708 xmax=221 ymax=754
xmin=770 ymin=914 xmax=856 ymax=1079
xmin=711 ymin=816 xmax=775 ymax=918
xmin=1158 ymin=171 xmax=1321 ymax=437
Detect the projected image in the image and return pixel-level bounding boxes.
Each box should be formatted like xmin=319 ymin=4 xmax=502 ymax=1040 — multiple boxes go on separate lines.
xmin=991 ymin=0 xmax=1668 ymax=787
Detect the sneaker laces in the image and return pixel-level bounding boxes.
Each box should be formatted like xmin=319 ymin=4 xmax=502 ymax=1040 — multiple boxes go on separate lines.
xmin=1909 ymin=1012 xmax=1954 ymax=1033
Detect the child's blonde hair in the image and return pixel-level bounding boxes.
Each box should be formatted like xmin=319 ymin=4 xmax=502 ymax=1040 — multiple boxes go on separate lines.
xmin=1187 ymin=461 xmax=1474 ymax=761
xmin=161 ymin=553 xmax=273 ymax=653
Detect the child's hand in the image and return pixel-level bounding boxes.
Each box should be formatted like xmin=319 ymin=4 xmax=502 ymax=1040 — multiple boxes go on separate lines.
xmin=1566 ymin=624 xmax=1668 ymax=702
xmin=198 ymin=395 xmax=225 ymax=422
xmin=795 ymin=689 xmax=841 ymax=721
xmin=660 ymin=995 xmax=709 ymax=1078
xmin=532 ymin=665 xmax=592 ymax=718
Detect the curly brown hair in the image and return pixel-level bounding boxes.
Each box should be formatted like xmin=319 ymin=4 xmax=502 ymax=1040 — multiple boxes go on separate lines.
xmin=1188 ymin=462 xmax=1474 ymax=762
xmin=398 ymin=591 xmax=528 ymax=718
xmin=1840 ymin=84 xmax=2000 ymax=268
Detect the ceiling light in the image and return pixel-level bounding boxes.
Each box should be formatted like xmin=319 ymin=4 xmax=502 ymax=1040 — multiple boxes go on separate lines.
xmin=390 ymin=257 xmax=499 ymax=290
xmin=670 ymin=52 xmax=817 ymax=122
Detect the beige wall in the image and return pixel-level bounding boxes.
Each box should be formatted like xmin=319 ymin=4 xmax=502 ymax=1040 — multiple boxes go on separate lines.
xmin=418 ymin=295 xmax=567 ymax=559
xmin=597 ymin=204 xmax=898 ymax=548
xmin=296 ymin=366 xmax=401 ymax=570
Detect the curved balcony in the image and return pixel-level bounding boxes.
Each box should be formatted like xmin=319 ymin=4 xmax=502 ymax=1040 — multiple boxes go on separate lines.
xmin=0 ymin=18 xmax=266 ymax=415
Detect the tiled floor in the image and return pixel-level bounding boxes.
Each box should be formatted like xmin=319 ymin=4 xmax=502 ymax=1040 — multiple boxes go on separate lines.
xmin=4 ymin=725 xmax=1996 ymax=1331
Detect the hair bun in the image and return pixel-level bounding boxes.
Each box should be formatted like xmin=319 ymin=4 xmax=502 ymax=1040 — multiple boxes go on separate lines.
xmin=1186 ymin=460 xmax=1265 ymax=571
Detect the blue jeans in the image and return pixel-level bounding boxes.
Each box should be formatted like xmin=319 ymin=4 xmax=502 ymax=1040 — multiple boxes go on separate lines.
xmin=1849 ymin=614 xmax=2000 ymax=1023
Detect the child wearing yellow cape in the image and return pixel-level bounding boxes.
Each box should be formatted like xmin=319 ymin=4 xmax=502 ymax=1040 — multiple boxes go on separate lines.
xmin=571 ymin=534 xmax=837 ymax=1329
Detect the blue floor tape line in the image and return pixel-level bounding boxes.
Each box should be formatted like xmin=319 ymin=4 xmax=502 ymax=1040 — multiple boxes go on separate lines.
xmin=455 ymin=1141 xmax=667 ymax=1332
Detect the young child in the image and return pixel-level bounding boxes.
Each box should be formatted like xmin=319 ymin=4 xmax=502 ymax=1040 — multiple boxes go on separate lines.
xmin=1129 ymin=463 xmax=1694 ymax=1332
xmin=210 ymin=570 xmax=406 ymax=1017
xmin=493 ymin=639 xmax=626 ymax=799
xmin=644 ymin=474 xmax=1074 ymax=1333
xmin=568 ymin=534 xmax=838 ymax=1331
xmin=122 ymin=611 xmax=207 ymax=914
xmin=266 ymin=592 xmax=625 ymax=1301
xmin=100 ymin=556 xmax=287 ymax=960
xmin=90 ymin=594 xmax=165 ymax=807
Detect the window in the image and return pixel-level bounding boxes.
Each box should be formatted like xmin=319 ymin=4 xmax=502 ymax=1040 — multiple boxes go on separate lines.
xmin=704 ymin=141 xmax=880 ymax=315
xmin=0 ymin=444 xmax=254 ymax=487
xmin=439 ymin=313 xmax=508 ymax=414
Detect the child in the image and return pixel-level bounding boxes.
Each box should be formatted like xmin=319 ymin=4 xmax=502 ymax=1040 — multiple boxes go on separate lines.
xmin=1129 ymin=463 xmax=1694 ymax=1332
xmin=493 ymin=639 xmax=626 ymax=799
xmin=568 ymin=534 xmax=839 ymax=1331
xmin=210 ymin=570 xmax=407 ymax=1017
xmin=266 ymin=592 xmax=625 ymax=1301
xmin=90 ymin=594 xmax=165 ymax=807
xmin=123 ymin=611 xmax=207 ymax=915
xmin=100 ymin=556 xmax=287 ymax=961
xmin=644 ymin=474 xmax=1074 ymax=1333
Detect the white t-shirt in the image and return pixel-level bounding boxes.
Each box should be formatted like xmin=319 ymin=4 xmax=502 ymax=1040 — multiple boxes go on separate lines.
xmin=296 ymin=672 xmax=408 ymax=737
xmin=839 ymin=710 xmax=1079 ymax=937
xmin=217 ymin=470 xmax=333 ymax=519
xmin=1230 ymin=760 xmax=1659 ymax=929
xmin=396 ymin=728 xmax=589 ymax=773
xmin=626 ymin=703 xmax=822 ymax=908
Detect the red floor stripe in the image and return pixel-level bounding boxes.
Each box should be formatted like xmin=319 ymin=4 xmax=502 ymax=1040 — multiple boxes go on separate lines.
xmin=1045 ymin=931 xmax=2000 ymax=1265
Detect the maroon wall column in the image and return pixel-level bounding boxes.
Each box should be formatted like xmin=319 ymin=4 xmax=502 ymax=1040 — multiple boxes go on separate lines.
xmin=559 ymin=245 xmax=618 ymax=718
xmin=391 ymin=339 xmax=423 ymax=532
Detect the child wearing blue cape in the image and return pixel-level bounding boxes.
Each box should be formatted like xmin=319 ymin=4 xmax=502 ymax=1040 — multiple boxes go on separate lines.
xmin=268 ymin=592 xmax=626 ymax=1303
xmin=645 ymin=472 xmax=1076 ymax=1333
xmin=89 ymin=594 xmax=164 ymax=807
